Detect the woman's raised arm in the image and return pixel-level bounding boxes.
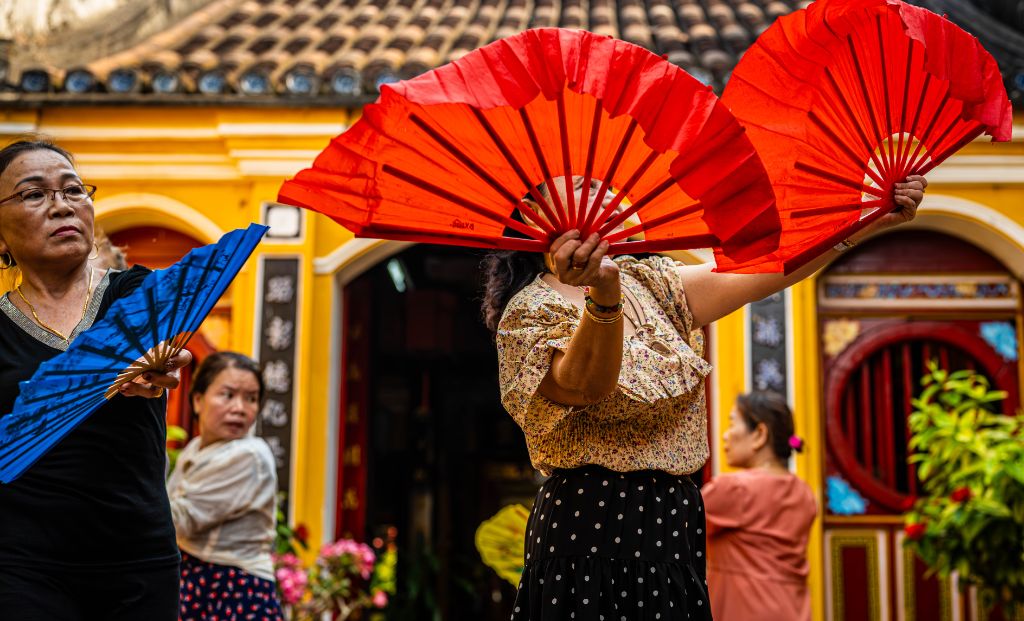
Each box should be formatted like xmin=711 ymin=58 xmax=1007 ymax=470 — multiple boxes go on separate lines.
xmin=681 ymin=176 xmax=927 ymax=328
xmin=537 ymin=231 xmax=625 ymax=406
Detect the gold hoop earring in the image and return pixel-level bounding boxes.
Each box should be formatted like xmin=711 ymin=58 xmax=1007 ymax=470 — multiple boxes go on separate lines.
xmin=543 ymin=253 xmax=557 ymax=274
xmin=0 ymin=253 xmax=13 ymax=270
xmin=88 ymin=243 xmax=100 ymax=261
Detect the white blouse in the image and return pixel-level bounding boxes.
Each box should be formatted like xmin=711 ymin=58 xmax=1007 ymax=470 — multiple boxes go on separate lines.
xmin=166 ymin=436 xmax=278 ymax=581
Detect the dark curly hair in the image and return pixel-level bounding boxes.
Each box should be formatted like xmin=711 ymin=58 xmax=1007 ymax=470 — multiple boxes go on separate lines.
xmin=480 ymin=250 xmax=547 ymax=334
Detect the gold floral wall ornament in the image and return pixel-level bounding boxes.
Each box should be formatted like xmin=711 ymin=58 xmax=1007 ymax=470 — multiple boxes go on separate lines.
xmin=824 ymin=319 xmax=862 ymax=358
xmin=955 ymin=283 xmax=979 ymax=298
xmin=858 ymin=284 xmax=879 ymax=299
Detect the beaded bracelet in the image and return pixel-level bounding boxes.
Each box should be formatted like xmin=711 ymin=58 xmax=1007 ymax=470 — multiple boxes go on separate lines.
xmin=582 ymin=303 xmax=623 ymax=324
xmin=582 ymin=287 xmax=624 ymax=314
xmin=833 ymin=238 xmax=856 ymax=253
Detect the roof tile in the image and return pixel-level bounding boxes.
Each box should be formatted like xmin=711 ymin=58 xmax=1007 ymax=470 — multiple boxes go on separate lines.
xmin=3 ymin=0 xmax=807 ymax=99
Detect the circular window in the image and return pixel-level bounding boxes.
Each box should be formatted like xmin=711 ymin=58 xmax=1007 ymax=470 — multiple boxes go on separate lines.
xmin=825 ymin=322 xmax=1018 ymax=511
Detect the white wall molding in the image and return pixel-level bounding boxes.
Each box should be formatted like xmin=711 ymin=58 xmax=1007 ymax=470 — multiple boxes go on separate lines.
xmin=24 ymin=122 xmax=346 ymax=142
xmin=927 ymin=154 xmax=1024 ymax=184
xmin=93 ymin=192 xmax=224 ymax=243
xmin=0 ymin=121 xmax=39 ymax=134
xmin=313 ymin=238 xmax=412 ymax=281
xmin=910 ymin=194 xmax=1024 ymax=279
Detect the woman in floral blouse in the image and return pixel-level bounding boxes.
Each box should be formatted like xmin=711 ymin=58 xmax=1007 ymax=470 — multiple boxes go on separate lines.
xmin=482 ymin=175 xmax=927 ymax=619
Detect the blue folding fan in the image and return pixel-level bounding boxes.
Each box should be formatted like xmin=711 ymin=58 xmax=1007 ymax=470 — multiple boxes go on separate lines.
xmin=0 ymin=223 xmax=268 ymax=483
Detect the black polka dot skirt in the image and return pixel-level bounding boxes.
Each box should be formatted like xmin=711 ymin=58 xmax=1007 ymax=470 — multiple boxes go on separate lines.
xmin=510 ymin=465 xmax=712 ymax=621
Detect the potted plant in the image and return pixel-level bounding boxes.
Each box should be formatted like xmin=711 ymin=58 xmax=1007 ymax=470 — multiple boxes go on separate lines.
xmin=904 ymin=363 xmax=1024 ymax=614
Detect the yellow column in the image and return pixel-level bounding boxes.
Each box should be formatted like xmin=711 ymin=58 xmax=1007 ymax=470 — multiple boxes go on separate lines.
xmin=711 ymin=307 xmax=747 ymax=474
xmin=790 ymin=277 xmax=826 ymax=621
xmin=293 ymin=269 xmax=338 ymax=555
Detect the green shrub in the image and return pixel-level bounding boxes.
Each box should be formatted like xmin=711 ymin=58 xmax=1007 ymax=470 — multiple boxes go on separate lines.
xmin=904 ymin=363 xmax=1024 ymax=611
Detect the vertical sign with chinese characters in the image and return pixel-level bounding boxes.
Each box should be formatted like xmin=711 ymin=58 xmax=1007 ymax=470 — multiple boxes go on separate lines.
xmin=257 ymin=258 xmax=300 ymax=517
xmin=335 ymin=279 xmax=369 ymax=540
xmin=749 ymin=292 xmax=788 ymax=395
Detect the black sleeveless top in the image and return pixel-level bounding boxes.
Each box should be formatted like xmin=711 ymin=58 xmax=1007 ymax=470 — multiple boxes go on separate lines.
xmin=0 ymin=266 xmax=178 ymax=569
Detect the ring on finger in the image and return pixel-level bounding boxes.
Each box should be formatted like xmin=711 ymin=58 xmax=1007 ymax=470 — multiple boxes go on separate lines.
xmin=570 ymin=261 xmax=587 ymax=271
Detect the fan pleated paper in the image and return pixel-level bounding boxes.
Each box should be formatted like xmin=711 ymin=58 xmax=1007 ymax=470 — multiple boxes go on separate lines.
xmin=280 ymin=28 xmax=780 ymax=268
xmin=0 ymin=224 xmax=268 ymax=483
xmin=721 ymin=0 xmax=1012 ymax=273
xmin=475 ymin=503 xmax=529 ymax=586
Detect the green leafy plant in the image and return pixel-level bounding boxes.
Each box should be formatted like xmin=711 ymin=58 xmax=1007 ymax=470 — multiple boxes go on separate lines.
xmin=274 ymin=492 xmax=309 ymax=556
xmin=905 ymin=363 xmax=1024 ymax=611
xmin=166 ymin=424 xmax=188 ymax=474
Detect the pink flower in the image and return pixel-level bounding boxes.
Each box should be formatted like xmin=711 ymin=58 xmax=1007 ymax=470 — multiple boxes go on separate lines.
xmin=372 ymin=590 xmax=389 ymax=608
xmin=788 ymin=435 xmax=804 ymax=453
xmin=275 ymin=566 xmax=307 ymax=605
xmin=320 ymin=539 xmax=372 ymax=561
xmin=361 ymin=546 xmax=377 ymax=576
xmin=273 ymin=552 xmax=303 ymax=572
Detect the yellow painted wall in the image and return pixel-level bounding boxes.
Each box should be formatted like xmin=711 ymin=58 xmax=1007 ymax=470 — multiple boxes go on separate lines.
xmin=2 ymin=106 xmax=1022 ymax=620
xmin=791 ymin=277 xmax=827 ymax=621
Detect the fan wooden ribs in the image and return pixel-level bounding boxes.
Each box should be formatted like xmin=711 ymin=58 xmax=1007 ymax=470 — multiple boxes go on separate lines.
xmin=722 ymin=0 xmax=1012 ymax=273
xmin=372 ymin=90 xmax=711 ymax=250
xmin=0 ymin=224 xmax=268 ymax=483
xmin=279 ymin=27 xmax=780 ymax=269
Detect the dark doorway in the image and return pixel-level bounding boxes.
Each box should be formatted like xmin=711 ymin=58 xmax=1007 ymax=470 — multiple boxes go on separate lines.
xmin=343 ymin=244 xmax=539 ymax=620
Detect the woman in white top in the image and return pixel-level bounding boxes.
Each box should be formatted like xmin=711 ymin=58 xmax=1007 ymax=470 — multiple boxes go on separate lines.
xmin=166 ymin=352 xmax=283 ymax=621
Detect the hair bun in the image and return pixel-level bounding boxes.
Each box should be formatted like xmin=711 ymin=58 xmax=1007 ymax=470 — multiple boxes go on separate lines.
xmin=788 ymin=435 xmax=805 ymax=453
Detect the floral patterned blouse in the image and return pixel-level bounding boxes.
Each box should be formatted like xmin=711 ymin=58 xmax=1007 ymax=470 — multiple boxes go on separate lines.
xmin=496 ymin=255 xmax=713 ymax=476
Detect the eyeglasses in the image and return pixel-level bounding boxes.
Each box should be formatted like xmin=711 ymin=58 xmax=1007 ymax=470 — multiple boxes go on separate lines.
xmin=0 ymin=184 xmax=97 ymax=208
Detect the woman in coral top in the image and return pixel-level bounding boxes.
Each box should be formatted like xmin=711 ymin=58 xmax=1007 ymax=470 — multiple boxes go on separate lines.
xmin=703 ymin=391 xmax=818 ymax=621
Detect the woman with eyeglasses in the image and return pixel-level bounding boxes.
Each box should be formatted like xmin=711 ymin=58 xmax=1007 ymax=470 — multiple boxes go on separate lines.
xmin=0 ymin=139 xmax=190 ymax=620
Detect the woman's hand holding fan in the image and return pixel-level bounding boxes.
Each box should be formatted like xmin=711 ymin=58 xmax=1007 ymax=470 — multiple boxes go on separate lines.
xmin=721 ymin=0 xmax=1011 ymax=273
xmin=116 ymin=348 xmax=193 ymax=399
xmin=0 ymin=224 xmax=268 ymax=483
xmin=280 ymin=6 xmax=1009 ymax=274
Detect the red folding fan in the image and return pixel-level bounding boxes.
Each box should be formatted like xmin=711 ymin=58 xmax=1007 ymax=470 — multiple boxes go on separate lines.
xmin=279 ymin=28 xmax=780 ymax=268
xmin=721 ymin=0 xmax=1012 ymax=273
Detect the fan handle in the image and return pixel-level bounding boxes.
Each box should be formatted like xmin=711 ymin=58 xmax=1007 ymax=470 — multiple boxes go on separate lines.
xmin=103 ymin=331 xmax=194 ymax=399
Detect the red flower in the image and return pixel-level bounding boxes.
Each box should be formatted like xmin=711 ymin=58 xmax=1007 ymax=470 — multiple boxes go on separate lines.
xmin=905 ymin=523 xmax=927 ymax=540
xmin=950 ymin=487 xmax=972 ymax=503
xmin=294 ymin=523 xmax=309 ymax=543
xmin=900 ymin=496 xmax=918 ymax=512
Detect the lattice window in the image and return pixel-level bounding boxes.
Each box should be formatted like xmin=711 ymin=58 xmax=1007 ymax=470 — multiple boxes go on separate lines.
xmin=826 ymin=322 xmax=1019 ymax=512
